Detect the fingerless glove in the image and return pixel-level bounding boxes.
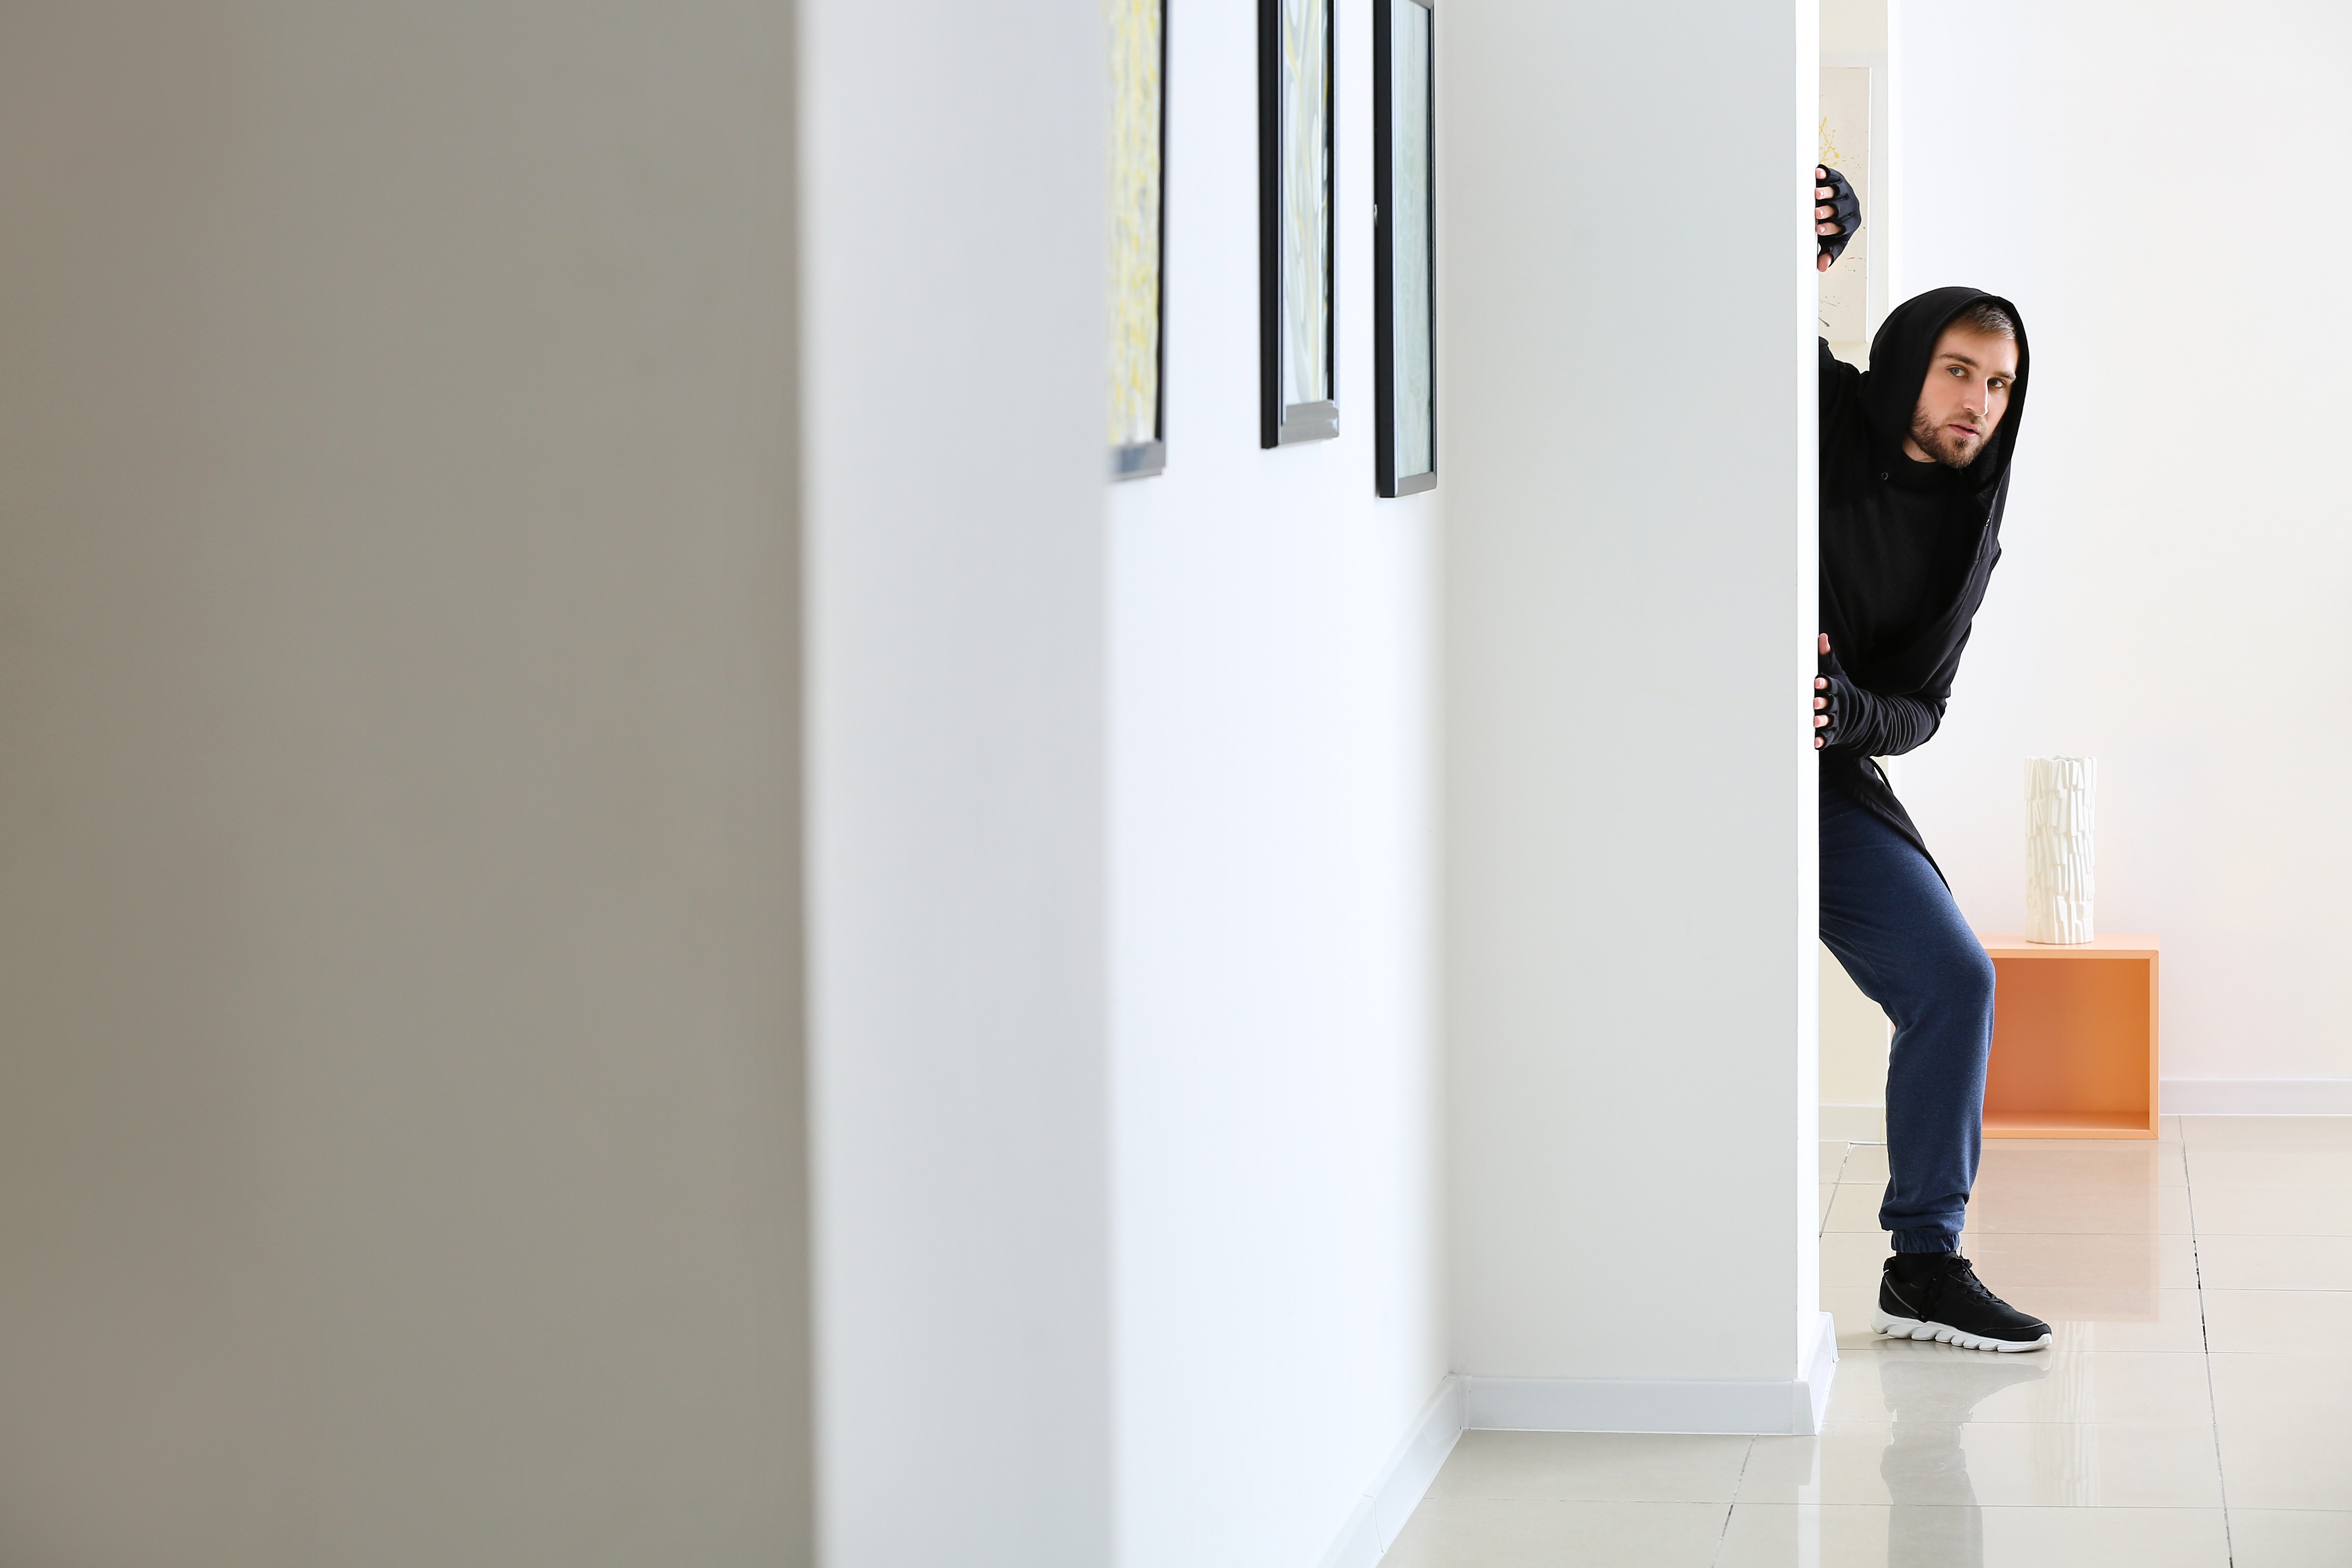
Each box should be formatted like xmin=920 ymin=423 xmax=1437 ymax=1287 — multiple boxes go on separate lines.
xmin=1816 ymin=643 xmax=1858 ymax=747
xmin=1817 ymin=165 xmax=1860 ymax=265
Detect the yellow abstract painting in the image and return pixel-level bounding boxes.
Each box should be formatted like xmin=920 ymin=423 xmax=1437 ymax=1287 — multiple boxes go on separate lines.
xmin=1818 ymin=65 xmax=1870 ymax=365
xmin=1108 ymin=0 xmax=1163 ymax=459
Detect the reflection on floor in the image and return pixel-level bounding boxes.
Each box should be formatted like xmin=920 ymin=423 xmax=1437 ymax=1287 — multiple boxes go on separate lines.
xmin=1386 ymin=1116 xmax=2352 ymax=1567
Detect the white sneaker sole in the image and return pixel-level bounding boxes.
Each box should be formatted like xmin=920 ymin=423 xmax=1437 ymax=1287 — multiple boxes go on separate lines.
xmin=1872 ymin=1307 xmax=2051 ymax=1353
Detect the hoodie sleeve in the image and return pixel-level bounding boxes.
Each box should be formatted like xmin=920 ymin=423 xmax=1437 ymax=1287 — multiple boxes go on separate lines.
xmin=1820 ymin=337 xmax=1861 ymax=421
xmin=1818 ymin=630 xmax=1972 ymax=760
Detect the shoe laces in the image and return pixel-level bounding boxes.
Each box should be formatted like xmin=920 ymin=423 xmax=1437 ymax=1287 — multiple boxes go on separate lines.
xmin=1944 ymin=1255 xmax=2004 ymax=1306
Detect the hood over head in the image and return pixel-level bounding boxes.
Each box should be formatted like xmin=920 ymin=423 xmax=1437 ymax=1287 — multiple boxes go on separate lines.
xmin=1861 ymin=285 xmax=2031 ymax=494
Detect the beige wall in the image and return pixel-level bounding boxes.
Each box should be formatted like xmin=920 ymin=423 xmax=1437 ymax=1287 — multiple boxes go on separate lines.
xmin=1817 ymin=0 xmax=1893 ymax=1129
xmin=1820 ymin=946 xmax=1894 ymax=1111
xmin=0 ymin=5 xmax=808 ymax=1563
xmin=1821 ymin=0 xmax=1887 ymax=53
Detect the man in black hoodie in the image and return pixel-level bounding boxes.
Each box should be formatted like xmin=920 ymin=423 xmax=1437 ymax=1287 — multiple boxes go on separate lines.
xmin=1811 ymin=168 xmax=2050 ymax=1353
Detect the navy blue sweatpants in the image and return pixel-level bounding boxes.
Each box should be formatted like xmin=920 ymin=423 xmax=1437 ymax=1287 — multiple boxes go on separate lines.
xmin=1820 ymin=777 xmax=1998 ymax=1253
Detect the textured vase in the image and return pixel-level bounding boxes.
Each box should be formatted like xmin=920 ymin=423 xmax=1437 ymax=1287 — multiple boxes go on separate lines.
xmin=2025 ymin=756 xmax=2096 ymax=944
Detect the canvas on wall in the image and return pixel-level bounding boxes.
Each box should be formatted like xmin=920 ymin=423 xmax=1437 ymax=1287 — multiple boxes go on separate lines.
xmin=1260 ymin=0 xmax=1336 ymax=446
xmin=1374 ymin=0 xmax=1433 ymax=495
xmin=1109 ymin=0 xmax=1167 ymax=479
xmin=1818 ymin=65 xmax=1871 ymax=366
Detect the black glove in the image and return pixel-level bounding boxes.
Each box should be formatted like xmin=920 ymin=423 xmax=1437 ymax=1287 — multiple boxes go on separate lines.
xmin=1816 ymin=165 xmax=1860 ymax=266
xmin=1816 ymin=641 xmax=1858 ymax=748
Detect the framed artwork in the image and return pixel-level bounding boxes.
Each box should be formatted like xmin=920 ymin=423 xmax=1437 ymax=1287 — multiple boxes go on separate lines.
xmin=1109 ymin=0 xmax=1168 ymax=479
xmin=1259 ymin=0 xmax=1337 ymax=447
xmin=1817 ymin=65 xmax=1872 ymax=366
xmin=1373 ymin=0 xmax=1434 ymax=495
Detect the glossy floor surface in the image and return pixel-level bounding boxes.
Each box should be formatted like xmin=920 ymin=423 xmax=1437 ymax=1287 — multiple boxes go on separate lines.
xmin=1387 ymin=1116 xmax=2352 ymax=1567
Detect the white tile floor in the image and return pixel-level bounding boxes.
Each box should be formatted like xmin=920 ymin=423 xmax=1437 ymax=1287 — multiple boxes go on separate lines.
xmin=1385 ymin=1116 xmax=2352 ymax=1567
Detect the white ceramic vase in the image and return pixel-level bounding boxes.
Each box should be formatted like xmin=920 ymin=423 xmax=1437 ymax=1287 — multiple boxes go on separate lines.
xmin=2025 ymin=756 xmax=2096 ymax=945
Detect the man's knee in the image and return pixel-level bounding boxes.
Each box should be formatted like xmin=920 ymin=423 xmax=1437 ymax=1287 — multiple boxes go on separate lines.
xmin=1951 ymin=940 xmax=1997 ymax=1017
xmin=1883 ymin=936 xmax=1995 ymax=1030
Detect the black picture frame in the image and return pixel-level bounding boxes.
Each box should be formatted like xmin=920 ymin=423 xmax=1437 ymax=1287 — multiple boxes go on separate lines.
xmin=1373 ymin=0 xmax=1435 ymax=496
xmin=1259 ymin=0 xmax=1338 ymax=448
xmin=1110 ymin=0 xmax=1170 ymax=481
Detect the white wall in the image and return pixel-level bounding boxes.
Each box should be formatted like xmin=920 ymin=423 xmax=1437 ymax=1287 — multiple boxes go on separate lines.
xmin=0 ymin=4 xmax=806 ymax=1562
xmin=1106 ymin=1 xmax=1445 ymax=1562
xmin=1894 ymin=0 xmax=2352 ymax=1100
xmin=799 ymin=0 xmax=1117 ymax=1564
xmin=1445 ymin=0 xmax=1826 ymax=1401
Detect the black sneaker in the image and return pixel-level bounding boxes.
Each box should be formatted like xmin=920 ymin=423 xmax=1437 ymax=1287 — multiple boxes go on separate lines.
xmin=1872 ymin=1252 xmax=2052 ymax=1352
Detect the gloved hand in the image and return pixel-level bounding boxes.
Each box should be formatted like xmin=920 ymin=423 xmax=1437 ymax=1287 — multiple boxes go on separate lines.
xmin=1813 ymin=633 xmax=1858 ymax=748
xmin=1815 ymin=165 xmax=1860 ymax=271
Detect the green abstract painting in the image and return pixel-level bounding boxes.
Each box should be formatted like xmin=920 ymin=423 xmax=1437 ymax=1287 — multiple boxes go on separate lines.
xmin=1278 ymin=0 xmax=1331 ymax=409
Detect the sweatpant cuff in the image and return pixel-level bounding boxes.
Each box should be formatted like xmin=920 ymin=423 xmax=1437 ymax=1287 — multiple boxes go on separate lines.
xmin=1890 ymin=1228 xmax=1959 ymax=1254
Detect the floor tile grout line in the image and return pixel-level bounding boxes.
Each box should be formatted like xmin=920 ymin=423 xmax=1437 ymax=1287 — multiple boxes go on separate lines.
xmin=1707 ymin=1438 xmax=1754 ymax=1568
xmin=1820 ymin=1139 xmax=1852 ymax=1241
xmin=2185 ymin=1144 xmax=2238 ymax=1568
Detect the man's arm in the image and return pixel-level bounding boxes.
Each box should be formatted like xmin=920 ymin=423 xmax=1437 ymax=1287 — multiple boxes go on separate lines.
xmin=1814 ymin=166 xmax=1864 ymax=420
xmin=1820 ymin=336 xmax=1861 ymax=420
xmin=1813 ymin=629 xmax=1974 ymax=756
xmin=1817 ymin=676 xmax=1946 ymax=757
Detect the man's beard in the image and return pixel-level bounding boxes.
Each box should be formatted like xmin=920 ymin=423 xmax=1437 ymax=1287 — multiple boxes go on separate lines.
xmin=1909 ymin=406 xmax=1984 ymax=468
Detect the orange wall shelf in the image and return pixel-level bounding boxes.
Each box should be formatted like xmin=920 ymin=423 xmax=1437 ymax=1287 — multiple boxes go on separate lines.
xmin=1975 ymin=933 xmax=2160 ymax=1140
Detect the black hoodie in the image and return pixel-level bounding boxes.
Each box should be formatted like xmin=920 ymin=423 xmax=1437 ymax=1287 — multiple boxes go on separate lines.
xmin=1817 ymin=285 xmax=2031 ymax=867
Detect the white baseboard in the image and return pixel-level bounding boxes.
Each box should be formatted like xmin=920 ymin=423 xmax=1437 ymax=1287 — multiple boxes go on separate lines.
xmin=1314 ymin=1502 xmax=1383 ymax=1568
xmin=1800 ymin=1307 xmax=1839 ymax=1433
xmin=1461 ymin=1312 xmax=1840 ymax=1439
xmin=2163 ymin=1079 xmax=2352 ymax=1116
xmin=1317 ymin=1318 xmax=1844 ymax=1564
xmin=1820 ymin=1102 xmax=1886 ymax=1143
xmin=1841 ymin=1085 xmax=2352 ymax=1122
xmin=1314 ymin=1377 xmax=1464 ymax=1568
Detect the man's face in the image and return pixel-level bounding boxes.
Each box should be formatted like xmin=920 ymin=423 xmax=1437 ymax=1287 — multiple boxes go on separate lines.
xmin=1906 ymin=325 xmax=2019 ymax=468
